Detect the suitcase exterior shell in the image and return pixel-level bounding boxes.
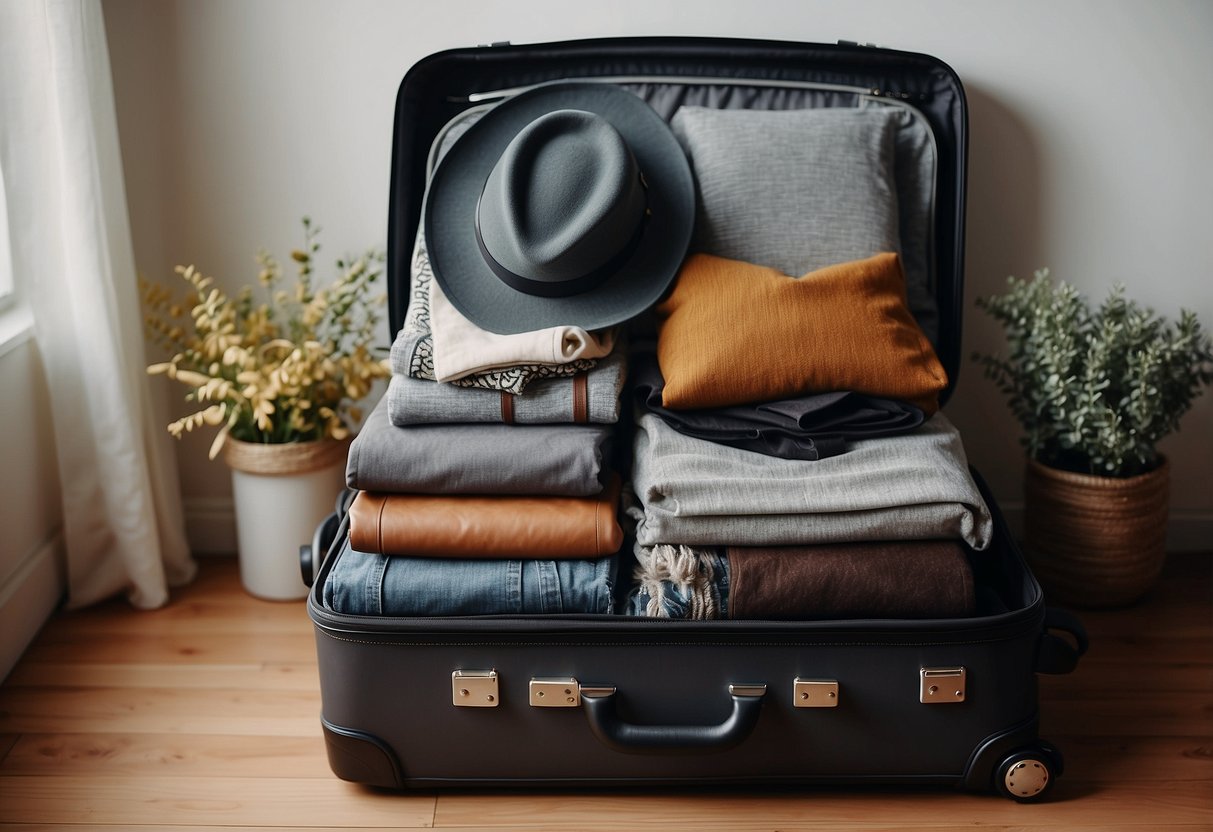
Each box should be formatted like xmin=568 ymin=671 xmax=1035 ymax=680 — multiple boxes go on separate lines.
xmin=308 ymin=476 xmax=1069 ymax=791
xmin=307 ymin=36 xmax=1082 ymax=794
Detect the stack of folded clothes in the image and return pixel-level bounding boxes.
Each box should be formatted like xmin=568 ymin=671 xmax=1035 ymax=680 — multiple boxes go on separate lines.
xmin=625 ymin=402 xmax=992 ymax=620
xmin=624 ymin=251 xmax=992 ymax=620
xmin=321 ymin=237 xmax=627 ymax=616
xmin=621 ymin=104 xmax=991 ymax=621
xmin=324 ymin=89 xmax=993 ymax=622
xmin=625 ymin=252 xmax=994 ymax=618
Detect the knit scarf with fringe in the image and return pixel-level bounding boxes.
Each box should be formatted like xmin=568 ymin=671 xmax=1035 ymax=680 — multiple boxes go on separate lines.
xmin=633 ymin=543 xmax=723 ymax=620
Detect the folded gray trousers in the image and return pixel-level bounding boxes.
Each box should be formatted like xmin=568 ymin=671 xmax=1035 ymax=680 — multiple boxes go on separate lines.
xmin=347 ymin=393 xmax=611 ymax=496
xmin=386 ymin=346 xmax=626 ymax=426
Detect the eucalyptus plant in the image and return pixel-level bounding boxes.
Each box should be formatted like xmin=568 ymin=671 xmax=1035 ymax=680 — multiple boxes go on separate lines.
xmin=974 ymin=270 xmax=1213 ymax=477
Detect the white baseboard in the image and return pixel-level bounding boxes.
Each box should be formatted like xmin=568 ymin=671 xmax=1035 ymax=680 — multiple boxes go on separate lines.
xmin=184 ymin=497 xmax=237 ymax=556
xmin=0 ymin=531 xmax=65 ymax=683
xmin=998 ymin=503 xmax=1212 ymax=552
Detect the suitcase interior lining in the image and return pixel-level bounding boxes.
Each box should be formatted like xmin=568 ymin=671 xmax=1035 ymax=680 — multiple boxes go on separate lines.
xmin=424 ymin=79 xmax=940 ymax=349
xmin=388 ymin=39 xmax=967 ymax=394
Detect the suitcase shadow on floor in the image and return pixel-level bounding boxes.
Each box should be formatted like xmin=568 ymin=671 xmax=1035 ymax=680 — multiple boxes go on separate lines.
xmin=360 ymin=778 xmax=1096 ymax=803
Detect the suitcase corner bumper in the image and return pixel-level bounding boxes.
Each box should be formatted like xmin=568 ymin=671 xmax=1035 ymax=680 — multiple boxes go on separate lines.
xmin=321 ymin=715 xmax=405 ymax=790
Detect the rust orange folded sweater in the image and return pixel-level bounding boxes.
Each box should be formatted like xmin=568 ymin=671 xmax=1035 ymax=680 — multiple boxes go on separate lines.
xmin=655 ymin=252 xmax=946 ymax=413
xmin=347 ymin=477 xmax=623 ymax=559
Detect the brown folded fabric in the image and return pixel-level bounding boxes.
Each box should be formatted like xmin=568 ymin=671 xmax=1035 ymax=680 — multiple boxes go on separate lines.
xmin=655 ymin=252 xmax=947 ymax=414
xmin=726 ymin=540 xmax=974 ymax=619
xmin=348 ymin=476 xmax=623 ymax=558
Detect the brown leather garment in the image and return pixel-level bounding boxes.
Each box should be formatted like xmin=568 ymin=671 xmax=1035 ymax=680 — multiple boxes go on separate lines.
xmin=348 ymin=476 xmax=623 ymax=559
xmin=500 ymin=373 xmax=588 ymax=424
xmin=726 ymin=539 xmax=974 ymax=619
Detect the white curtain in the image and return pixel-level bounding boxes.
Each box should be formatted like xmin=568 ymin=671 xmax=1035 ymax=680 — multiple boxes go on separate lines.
xmin=0 ymin=0 xmax=196 ymax=608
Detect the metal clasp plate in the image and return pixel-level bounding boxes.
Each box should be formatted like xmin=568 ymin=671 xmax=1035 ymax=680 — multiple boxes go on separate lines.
xmin=920 ymin=667 xmax=966 ymax=704
xmin=529 ymin=677 xmax=580 ymax=707
xmin=452 ymin=669 xmax=499 ymax=707
xmin=793 ymin=678 xmax=840 ymax=708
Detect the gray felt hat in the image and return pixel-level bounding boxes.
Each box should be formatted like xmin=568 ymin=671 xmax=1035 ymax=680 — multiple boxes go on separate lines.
xmin=424 ymin=82 xmax=694 ymax=335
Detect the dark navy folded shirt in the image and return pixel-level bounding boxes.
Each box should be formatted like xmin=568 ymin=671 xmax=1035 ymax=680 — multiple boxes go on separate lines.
xmin=632 ymin=353 xmax=925 ymax=461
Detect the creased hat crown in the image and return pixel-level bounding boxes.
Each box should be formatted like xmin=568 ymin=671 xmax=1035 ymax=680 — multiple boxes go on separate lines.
xmin=477 ymin=109 xmax=646 ymax=293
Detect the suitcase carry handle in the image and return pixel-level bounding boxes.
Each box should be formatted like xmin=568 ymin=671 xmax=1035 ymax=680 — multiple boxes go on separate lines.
xmin=579 ymin=683 xmax=765 ymax=755
xmin=1035 ymin=607 xmax=1089 ymax=675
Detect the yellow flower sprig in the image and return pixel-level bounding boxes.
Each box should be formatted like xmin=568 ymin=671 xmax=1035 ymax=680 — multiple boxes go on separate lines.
xmin=143 ymin=218 xmax=390 ymax=459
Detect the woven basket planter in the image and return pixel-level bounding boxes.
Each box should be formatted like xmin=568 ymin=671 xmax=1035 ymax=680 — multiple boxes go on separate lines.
xmin=223 ymin=437 xmax=350 ymax=600
xmin=223 ymin=436 xmax=350 ymax=476
xmin=1023 ymin=457 xmax=1169 ymax=608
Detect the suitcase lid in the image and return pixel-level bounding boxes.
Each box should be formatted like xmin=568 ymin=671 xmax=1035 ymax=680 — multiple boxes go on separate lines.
xmin=386 ymin=36 xmax=968 ymax=402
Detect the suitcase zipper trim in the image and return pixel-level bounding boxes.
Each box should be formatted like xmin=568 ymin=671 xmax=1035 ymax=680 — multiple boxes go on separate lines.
xmin=462 ymin=76 xmax=938 ymax=173
xmin=309 ymin=588 xmax=1043 ymax=643
xmin=309 ymin=578 xmax=1042 ymax=641
xmin=467 ymin=75 xmax=892 ymax=103
xmin=317 ymin=633 xmax=1034 ymax=650
xmin=432 ymin=82 xmax=936 ymax=176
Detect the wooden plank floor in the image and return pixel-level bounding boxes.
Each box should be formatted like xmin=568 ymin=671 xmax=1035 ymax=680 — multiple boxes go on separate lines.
xmin=0 ymin=553 xmax=1209 ymax=830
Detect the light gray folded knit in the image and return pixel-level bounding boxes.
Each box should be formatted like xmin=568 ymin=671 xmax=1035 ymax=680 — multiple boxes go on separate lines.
xmin=631 ymin=411 xmax=993 ymax=549
xmin=347 ymin=393 xmax=611 ymax=496
xmin=386 ymin=346 xmax=626 ymax=426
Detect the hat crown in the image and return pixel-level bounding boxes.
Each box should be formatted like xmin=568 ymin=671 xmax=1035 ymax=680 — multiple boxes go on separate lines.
xmin=477 ymin=109 xmax=646 ymax=290
xmin=425 ymin=81 xmax=694 ymax=334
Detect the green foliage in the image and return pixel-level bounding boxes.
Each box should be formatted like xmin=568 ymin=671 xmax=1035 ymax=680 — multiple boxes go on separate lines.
xmin=974 ymin=270 xmax=1213 ymax=477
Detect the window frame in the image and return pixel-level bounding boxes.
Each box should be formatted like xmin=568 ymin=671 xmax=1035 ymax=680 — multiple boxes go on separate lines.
xmin=0 ymin=160 xmax=15 ymax=312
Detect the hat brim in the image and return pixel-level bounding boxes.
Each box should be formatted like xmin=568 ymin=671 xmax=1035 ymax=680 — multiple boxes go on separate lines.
xmin=425 ymin=82 xmax=694 ymax=335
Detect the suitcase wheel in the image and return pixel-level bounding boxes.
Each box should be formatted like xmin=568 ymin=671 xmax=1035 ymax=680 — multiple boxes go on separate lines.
xmin=995 ymin=745 xmax=1061 ymax=802
xmin=300 ymin=543 xmax=315 ymax=589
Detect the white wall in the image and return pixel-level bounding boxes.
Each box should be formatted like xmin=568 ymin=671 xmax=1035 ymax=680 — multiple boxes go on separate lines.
xmin=0 ymin=335 xmax=65 ymax=680
xmin=103 ymin=0 xmax=1213 ymax=550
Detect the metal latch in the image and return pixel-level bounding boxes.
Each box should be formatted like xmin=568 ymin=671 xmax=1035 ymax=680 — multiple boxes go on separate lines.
xmin=920 ymin=667 xmax=966 ymax=704
xmin=452 ymin=670 xmax=499 ymax=707
xmin=529 ymin=677 xmax=580 ymax=707
xmin=793 ymin=678 xmax=840 ymax=708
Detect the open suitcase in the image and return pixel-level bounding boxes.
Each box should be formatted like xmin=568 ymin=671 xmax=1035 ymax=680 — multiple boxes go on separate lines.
xmin=302 ymin=36 xmax=1087 ymax=800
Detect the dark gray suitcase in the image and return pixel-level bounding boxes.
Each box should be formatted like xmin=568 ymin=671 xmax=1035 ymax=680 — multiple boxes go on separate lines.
xmin=302 ymin=36 xmax=1087 ymax=800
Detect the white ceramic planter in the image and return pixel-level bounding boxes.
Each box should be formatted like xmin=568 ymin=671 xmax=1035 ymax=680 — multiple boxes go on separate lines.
xmin=224 ymin=438 xmax=349 ymax=601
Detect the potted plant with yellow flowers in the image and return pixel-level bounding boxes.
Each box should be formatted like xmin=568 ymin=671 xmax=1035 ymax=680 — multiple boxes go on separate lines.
xmin=975 ymin=270 xmax=1212 ymax=607
xmin=143 ymin=218 xmax=389 ymax=599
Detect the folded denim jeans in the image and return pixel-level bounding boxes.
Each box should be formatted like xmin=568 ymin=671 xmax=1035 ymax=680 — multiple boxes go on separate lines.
xmin=322 ymin=539 xmax=617 ymax=616
xmin=627 ymin=543 xmax=730 ymax=619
